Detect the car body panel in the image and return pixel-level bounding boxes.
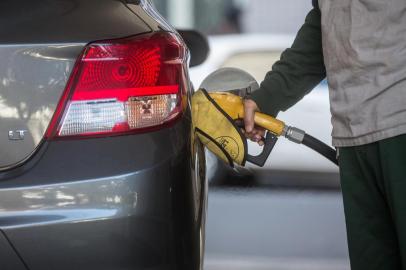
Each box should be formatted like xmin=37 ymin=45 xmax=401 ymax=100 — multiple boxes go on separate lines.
xmin=0 ymin=0 xmax=151 ymax=44
xmin=0 ymin=120 xmax=205 ymax=270
xmin=0 ymin=0 xmax=155 ymax=170
xmin=0 ymin=44 xmax=83 ymax=169
xmin=0 ymin=231 xmax=27 ymax=270
xmin=0 ymin=1 xmax=207 ymax=269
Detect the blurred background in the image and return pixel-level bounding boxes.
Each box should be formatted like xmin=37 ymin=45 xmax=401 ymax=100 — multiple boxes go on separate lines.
xmin=151 ymin=0 xmax=312 ymax=35
xmin=152 ymin=1 xmax=350 ymax=269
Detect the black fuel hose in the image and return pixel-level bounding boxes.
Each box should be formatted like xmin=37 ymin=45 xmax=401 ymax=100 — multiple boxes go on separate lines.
xmin=302 ymin=134 xmax=338 ymax=166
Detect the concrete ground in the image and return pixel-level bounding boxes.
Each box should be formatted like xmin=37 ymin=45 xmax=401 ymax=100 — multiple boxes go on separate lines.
xmin=204 ymin=185 xmax=350 ymax=270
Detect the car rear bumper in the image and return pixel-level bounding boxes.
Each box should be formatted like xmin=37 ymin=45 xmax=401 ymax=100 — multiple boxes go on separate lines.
xmin=0 ymin=119 xmax=203 ymax=270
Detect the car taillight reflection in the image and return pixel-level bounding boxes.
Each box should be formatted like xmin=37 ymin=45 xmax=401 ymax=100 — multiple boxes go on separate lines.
xmin=46 ymin=32 xmax=187 ymax=139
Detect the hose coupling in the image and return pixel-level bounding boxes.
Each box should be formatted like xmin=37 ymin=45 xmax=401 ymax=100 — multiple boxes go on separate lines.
xmin=284 ymin=126 xmax=306 ymax=144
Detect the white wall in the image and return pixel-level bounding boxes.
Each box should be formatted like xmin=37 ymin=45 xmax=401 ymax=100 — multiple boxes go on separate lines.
xmin=167 ymin=0 xmax=195 ymax=28
xmin=153 ymin=0 xmax=313 ymax=35
xmin=241 ymin=0 xmax=313 ymax=34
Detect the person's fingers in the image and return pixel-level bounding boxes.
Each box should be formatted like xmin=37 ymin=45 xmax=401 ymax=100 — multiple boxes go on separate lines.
xmin=257 ymin=128 xmax=266 ymax=138
xmin=243 ymin=100 xmax=268 ymax=146
xmin=244 ymin=99 xmax=258 ymax=133
xmin=254 ymin=134 xmax=262 ymax=141
xmin=249 ymin=128 xmax=265 ymax=138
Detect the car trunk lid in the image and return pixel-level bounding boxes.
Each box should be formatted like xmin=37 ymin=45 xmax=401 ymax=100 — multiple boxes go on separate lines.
xmin=0 ymin=44 xmax=84 ymax=169
xmin=0 ymin=0 xmax=152 ymax=170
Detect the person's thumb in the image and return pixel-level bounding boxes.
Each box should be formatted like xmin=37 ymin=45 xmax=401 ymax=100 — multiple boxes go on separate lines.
xmin=244 ymin=99 xmax=258 ymax=133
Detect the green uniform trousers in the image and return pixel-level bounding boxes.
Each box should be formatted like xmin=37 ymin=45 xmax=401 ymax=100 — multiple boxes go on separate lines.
xmin=339 ymin=134 xmax=406 ymax=270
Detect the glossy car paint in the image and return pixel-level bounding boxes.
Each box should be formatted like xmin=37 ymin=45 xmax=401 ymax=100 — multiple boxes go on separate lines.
xmin=0 ymin=0 xmax=153 ymax=169
xmin=0 ymin=231 xmax=26 ymax=270
xmin=0 ymin=120 xmax=206 ymax=270
xmin=0 ymin=0 xmax=151 ymax=44
xmin=0 ymin=1 xmax=207 ymax=269
xmin=0 ymin=44 xmax=83 ymax=168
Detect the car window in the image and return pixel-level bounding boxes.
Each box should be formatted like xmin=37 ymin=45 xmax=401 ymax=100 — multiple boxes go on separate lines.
xmin=220 ymin=51 xmax=282 ymax=82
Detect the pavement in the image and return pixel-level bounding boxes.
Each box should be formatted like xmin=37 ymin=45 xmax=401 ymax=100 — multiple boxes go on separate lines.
xmin=205 ymin=257 xmax=349 ymax=270
xmin=204 ymin=184 xmax=351 ymax=270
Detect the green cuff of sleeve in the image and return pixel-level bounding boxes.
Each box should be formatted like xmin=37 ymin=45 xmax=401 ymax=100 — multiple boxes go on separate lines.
xmin=250 ymin=88 xmax=286 ymax=117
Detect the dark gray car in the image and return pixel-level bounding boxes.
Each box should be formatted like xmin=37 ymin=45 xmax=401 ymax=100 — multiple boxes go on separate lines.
xmin=0 ymin=1 xmax=208 ymax=269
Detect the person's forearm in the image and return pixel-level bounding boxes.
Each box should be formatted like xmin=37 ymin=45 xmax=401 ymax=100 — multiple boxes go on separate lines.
xmin=250 ymin=2 xmax=326 ymax=117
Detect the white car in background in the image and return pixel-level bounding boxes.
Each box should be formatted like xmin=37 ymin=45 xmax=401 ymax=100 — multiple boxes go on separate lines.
xmin=190 ymin=34 xmax=338 ymax=181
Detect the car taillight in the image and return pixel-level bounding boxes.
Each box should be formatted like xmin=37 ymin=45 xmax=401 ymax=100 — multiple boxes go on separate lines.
xmin=46 ymin=32 xmax=187 ymax=139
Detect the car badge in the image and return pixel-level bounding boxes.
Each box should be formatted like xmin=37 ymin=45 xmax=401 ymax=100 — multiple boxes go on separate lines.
xmin=8 ymin=130 xmax=28 ymax=141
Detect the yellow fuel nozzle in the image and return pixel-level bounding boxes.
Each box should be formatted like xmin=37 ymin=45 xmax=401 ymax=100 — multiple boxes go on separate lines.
xmin=192 ymin=88 xmax=337 ymax=167
xmin=209 ymin=92 xmax=286 ymax=136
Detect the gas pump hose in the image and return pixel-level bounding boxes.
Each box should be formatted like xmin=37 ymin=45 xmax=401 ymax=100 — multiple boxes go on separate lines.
xmin=283 ymin=126 xmax=338 ymax=166
xmin=302 ymin=134 xmax=338 ymax=165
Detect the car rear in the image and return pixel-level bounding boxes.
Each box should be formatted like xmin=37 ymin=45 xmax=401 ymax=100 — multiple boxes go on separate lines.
xmin=0 ymin=1 xmax=206 ymax=269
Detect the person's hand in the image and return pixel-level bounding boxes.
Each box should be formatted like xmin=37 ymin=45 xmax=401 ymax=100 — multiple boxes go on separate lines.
xmin=243 ymin=99 xmax=266 ymax=146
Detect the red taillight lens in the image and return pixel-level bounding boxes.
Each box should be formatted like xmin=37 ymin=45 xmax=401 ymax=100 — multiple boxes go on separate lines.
xmin=46 ymin=32 xmax=187 ymax=139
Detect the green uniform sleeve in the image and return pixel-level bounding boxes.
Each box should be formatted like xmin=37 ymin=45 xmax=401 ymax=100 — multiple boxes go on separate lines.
xmin=250 ymin=2 xmax=326 ymax=117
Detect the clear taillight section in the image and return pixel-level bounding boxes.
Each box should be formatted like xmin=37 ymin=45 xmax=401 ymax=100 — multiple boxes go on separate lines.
xmin=46 ymin=32 xmax=187 ymax=139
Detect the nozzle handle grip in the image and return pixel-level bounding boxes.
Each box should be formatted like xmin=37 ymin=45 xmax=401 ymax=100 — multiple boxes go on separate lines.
xmin=247 ymin=113 xmax=283 ymax=166
xmin=254 ymin=113 xmax=285 ymax=136
xmin=246 ymin=132 xmax=278 ymax=167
